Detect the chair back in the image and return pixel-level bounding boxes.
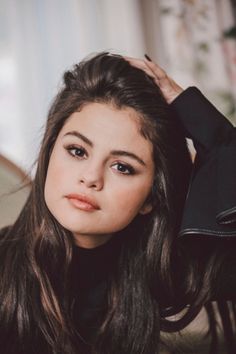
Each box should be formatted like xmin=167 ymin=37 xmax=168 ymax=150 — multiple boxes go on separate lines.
xmin=0 ymin=154 xmax=31 ymax=228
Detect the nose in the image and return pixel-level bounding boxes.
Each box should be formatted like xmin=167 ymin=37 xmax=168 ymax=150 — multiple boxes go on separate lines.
xmin=79 ymin=163 xmax=104 ymax=191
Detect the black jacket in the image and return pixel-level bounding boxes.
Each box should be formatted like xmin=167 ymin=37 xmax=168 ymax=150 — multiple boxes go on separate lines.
xmin=171 ymin=87 xmax=236 ymax=238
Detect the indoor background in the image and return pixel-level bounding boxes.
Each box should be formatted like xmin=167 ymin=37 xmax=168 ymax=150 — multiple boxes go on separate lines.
xmin=1 ymin=0 xmax=236 ymax=172
xmin=0 ymin=1 xmax=236 ymax=349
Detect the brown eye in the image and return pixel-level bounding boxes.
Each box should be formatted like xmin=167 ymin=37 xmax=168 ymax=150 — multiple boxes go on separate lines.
xmin=66 ymin=145 xmax=87 ymax=158
xmin=112 ymin=162 xmax=135 ymax=175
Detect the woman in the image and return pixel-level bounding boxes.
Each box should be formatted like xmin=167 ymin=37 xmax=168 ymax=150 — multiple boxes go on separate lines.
xmin=0 ymin=52 xmax=235 ymax=354
xmin=128 ymin=56 xmax=236 ymax=354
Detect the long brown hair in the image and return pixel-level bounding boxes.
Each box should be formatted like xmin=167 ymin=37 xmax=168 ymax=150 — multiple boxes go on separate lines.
xmin=0 ymin=52 xmax=202 ymax=353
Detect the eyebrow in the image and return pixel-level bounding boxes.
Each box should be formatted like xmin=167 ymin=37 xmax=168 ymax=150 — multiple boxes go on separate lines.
xmin=63 ymin=131 xmax=146 ymax=166
xmin=64 ymin=131 xmax=93 ymax=147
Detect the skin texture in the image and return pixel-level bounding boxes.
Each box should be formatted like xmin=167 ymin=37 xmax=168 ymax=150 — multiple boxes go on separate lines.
xmin=44 ymin=102 xmax=154 ymax=248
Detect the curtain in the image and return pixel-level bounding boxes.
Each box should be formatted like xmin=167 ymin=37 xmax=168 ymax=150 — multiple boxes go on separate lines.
xmin=142 ymin=0 xmax=236 ymax=123
xmin=0 ymin=0 xmax=235 ymax=171
xmin=0 ymin=0 xmax=146 ymax=171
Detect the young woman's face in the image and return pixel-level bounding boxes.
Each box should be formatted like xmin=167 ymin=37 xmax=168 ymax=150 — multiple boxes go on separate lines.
xmin=44 ymin=102 xmax=154 ymax=248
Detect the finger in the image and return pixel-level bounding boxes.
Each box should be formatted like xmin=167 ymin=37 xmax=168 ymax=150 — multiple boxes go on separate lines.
xmin=124 ymin=56 xmax=148 ymax=70
xmin=124 ymin=56 xmax=167 ymax=80
xmin=124 ymin=56 xmax=169 ymax=87
xmin=124 ymin=58 xmax=156 ymax=79
xmin=124 ymin=56 xmax=183 ymax=103
xmin=123 ymin=55 xmax=142 ymax=62
xmin=144 ymin=60 xmax=167 ymax=80
xmin=145 ymin=60 xmax=183 ymax=92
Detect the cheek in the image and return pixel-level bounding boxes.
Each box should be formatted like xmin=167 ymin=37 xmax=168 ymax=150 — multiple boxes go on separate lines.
xmin=111 ymin=180 xmax=152 ymax=216
xmin=105 ymin=185 xmax=150 ymax=233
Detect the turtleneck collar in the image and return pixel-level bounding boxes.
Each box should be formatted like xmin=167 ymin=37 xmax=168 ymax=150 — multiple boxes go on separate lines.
xmin=71 ymin=234 xmax=123 ymax=290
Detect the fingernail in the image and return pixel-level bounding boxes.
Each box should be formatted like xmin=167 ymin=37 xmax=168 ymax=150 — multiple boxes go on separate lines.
xmin=144 ymin=54 xmax=152 ymax=61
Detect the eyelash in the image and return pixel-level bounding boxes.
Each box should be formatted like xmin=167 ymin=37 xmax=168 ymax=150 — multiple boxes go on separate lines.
xmin=66 ymin=145 xmax=87 ymax=158
xmin=112 ymin=163 xmax=135 ymax=175
xmin=65 ymin=145 xmax=136 ymax=175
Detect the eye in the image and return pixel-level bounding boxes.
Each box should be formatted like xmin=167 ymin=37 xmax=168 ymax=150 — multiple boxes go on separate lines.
xmin=111 ymin=162 xmax=135 ymax=175
xmin=65 ymin=145 xmax=87 ymax=158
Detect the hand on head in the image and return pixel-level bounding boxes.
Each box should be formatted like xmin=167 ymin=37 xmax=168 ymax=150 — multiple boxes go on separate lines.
xmin=124 ymin=55 xmax=183 ymax=104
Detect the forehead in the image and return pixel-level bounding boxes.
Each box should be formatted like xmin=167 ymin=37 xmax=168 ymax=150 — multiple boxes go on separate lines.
xmin=59 ymin=102 xmax=153 ymax=156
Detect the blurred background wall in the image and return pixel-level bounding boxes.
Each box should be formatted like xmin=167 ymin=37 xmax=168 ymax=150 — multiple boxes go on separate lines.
xmin=1 ymin=0 xmax=236 ymax=172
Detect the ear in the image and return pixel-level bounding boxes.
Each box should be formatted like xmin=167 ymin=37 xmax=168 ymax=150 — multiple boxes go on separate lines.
xmin=139 ymin=201 xmax=153 ymax=215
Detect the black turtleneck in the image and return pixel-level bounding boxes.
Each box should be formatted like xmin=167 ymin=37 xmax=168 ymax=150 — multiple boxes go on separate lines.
xmin=69 ymin=234 xmax=123 ymax=347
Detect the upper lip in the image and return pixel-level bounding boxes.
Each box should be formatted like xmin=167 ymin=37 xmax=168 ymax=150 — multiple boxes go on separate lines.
xmin=65 ymin=193 xmax=100 ymax=209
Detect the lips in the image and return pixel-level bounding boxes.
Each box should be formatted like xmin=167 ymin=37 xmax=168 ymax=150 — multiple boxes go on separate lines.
xmin=65 ymin=193 xmax=100 ymax=211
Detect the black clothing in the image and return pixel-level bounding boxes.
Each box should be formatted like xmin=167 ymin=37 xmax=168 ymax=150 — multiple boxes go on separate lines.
xmin=171 ymin=87 xmax=236 ymax=238
xmin=69 ymin=87 xmax=236 ymax=346
xmin=1 ymin=87 xmax=236 ymax=352
xmin=69 ymin=234 xmax=123 ymax=347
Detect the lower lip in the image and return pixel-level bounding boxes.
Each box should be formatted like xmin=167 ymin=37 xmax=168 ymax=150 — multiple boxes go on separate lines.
xmin=67 ymin=197 xmax=98 ymax=211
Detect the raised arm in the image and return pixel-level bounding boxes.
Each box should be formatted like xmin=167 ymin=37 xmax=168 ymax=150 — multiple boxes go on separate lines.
xmin=125 ymin=56 xmax=236 ymax=238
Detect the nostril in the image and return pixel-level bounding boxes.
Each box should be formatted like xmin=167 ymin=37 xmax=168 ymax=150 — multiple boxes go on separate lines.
xmin=79 ymin=178 xmax=98 ymax=189
xmin=78 ymin=172 xmax=104 ymax=190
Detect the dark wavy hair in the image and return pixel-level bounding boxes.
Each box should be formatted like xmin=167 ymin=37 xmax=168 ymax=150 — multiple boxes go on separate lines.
xmin=0 ymin=52 xmax=213 ymax=354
